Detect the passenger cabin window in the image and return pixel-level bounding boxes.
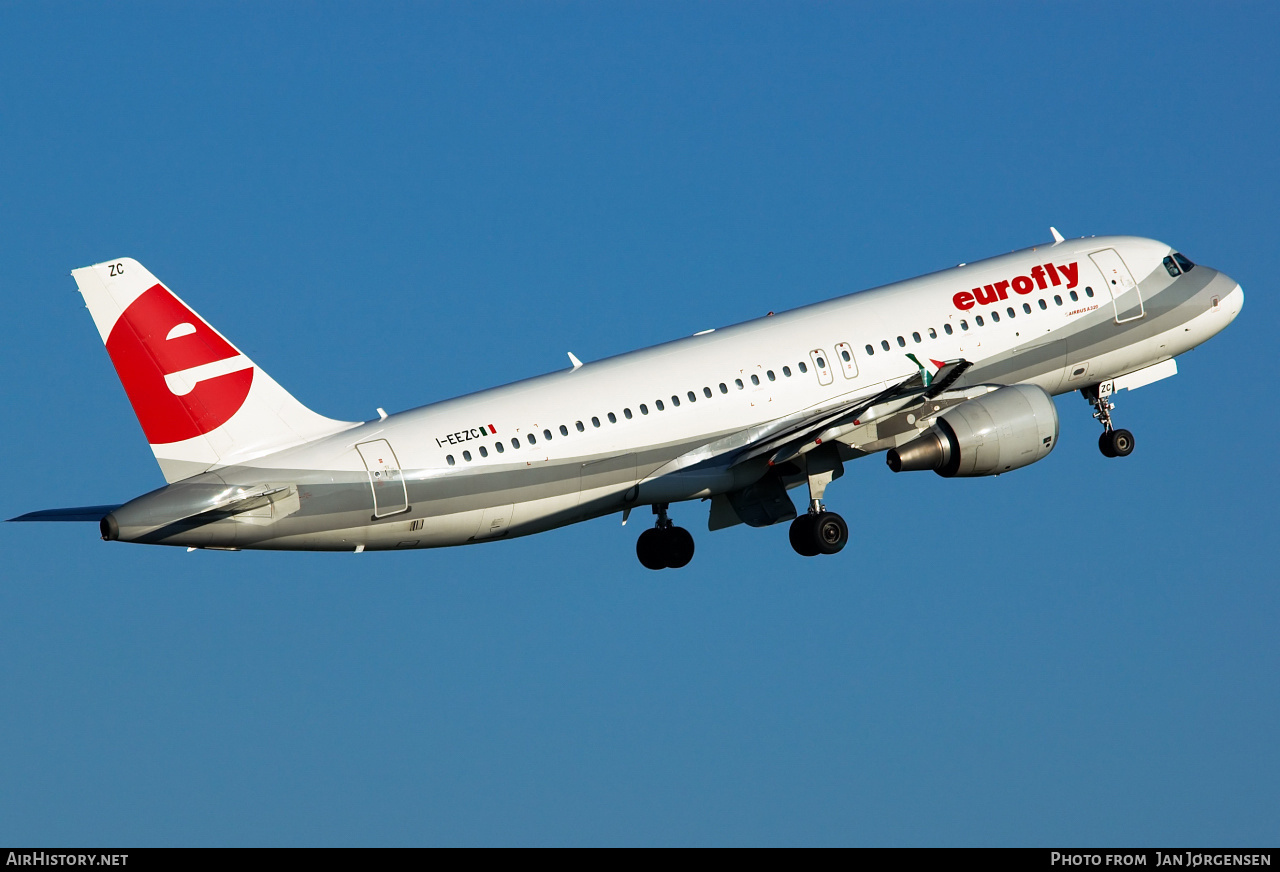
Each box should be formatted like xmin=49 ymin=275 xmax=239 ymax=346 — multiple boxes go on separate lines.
xmin=912 ymin=332 xmax=921 ymax=343
xmin=560 ymin=425 xmax=569 ymax=436
xmin=881 ymin=340 xmax=890 ymax=351
xmin=592 ymin=416 xmax=601 ymax=427
xmin=687 ymin=391 xmax=696 ymax=403
xmin=928 ymin=328 xmax=937 ymax=339
xmin=798 ymin=362 xmax=808 ymax=374
xmin=607 ymin=412 xmax=617 ymax=423
xmin=447 ymin=454 xmax=455 ymax=466
xmin=671 ymin=396 xmax=680 ymax=407
xmin=463 ymin=450 xmax=472 ymax=461
xmin=976 ymin=315 xmax=985 ymax=326
xmin=656 ymin=399 xmax=665 ymax=410
xmin=512 ymin=437 xmax=521 ymax=448
xmin=782 ymin=366 xmax=791 ymax=377
xmin=527 ymin=433 xmax=536 ymax=445
xmin=703 ymin=387 xmax=712 ymax=398
xmin=640 ymin=404 xmax=649 ymax=415
xmin=496 ymin=442 xmax=505 ymax=453
xmin=1039 ymin=299 xmax=1048 ymax=310
xmin=480 ymin=446 xmax=488 ymax=457
xmin=1054 ymin=295 xmax=1063 ymax=306
xmin=865 ymin=344 xmax=875 ymax=355
xmin=767 ymin=370 xmax=776 ymax=381
xmin=1007 ymin=307 xmax=1016 ymax=318
xmin=735 ymin=379 xmax=744 ymax=389
xmin=960 ymin=320 xmax=969 ymax=330
xmin=944 ymin=324 xmax=953 ymax=335
xmin=719 ymin=383 xmax=728 ymax=394
xmin=1085 ymin=286 xmax=1094 ymax=298
xmin=750 ymin=375 xmax=760 ymax=386
xmin=1023 ymin=303 xmax=1031 ymax=314
xmin=543 ymin=429 xmax=552 ymax=440
xmin=623 ymin=408 xmax=632 ymax=419
xmin=990 ymin=311 xmax=999 ymax=323
xmin=1069 ymin=290 xmax=1078 ymax=302
xmin=896 ymin=336 xmax=905 ymax=347
xmin=576 ymin=421 xmax=585 ymax=432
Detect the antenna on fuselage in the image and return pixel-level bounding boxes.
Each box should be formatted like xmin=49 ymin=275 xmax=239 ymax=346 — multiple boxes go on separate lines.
xmin=567 ymin=352 xmax=583 ymax=370
xmin=1050 ymin=226 xmax=1065 ymax=244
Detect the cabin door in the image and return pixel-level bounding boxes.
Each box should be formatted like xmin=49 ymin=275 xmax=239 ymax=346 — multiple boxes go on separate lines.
xmin=356 ymin=439 xmax=409 ymax=518
xmin=1090 ymin=248 xmax=1144 ymax=323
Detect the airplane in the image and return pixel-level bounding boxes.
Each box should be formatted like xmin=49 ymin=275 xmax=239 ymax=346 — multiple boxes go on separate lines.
xmin=8 ymin=230 xmax=1243 ymax=568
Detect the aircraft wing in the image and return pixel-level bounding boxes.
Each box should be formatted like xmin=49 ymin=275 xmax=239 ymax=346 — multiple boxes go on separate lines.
xmin=8 ymin=505 xmax=122 ymax=522
xmin=731 ymin=358 xmax=972 ymax=468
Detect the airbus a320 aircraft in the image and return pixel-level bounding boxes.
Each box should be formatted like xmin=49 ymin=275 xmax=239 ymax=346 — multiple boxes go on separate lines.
xmin=10 ymin=231 xmax=1243 ymax=568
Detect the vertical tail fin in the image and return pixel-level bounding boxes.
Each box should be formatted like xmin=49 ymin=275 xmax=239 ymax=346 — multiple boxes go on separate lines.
xmin=73 ymin=257 xmax=357 ymax=482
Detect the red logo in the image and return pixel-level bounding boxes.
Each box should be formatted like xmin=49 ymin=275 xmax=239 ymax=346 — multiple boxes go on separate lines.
xmin=952 ymin=261 xmax=1079 ymax=310
xmin=104 ymin=284 xmax=254 ymax=444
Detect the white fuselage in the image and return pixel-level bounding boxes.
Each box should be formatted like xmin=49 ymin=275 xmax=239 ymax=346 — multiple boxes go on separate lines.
xmin=103 ymin=235 xmax=1243 ymax=551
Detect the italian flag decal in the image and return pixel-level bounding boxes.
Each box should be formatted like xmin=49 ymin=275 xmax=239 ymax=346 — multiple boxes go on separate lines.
xmin=906 ymin=354 xmax=946 ymax=386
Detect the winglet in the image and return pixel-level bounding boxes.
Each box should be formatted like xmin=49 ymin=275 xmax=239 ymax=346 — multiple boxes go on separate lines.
xmin=567 ymin=352 xmax=583 ymax=370
xmin=1050 ymin=227 xmax=1065 ymax=244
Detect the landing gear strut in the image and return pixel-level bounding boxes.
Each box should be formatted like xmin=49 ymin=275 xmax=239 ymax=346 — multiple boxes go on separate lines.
xmin=636 ymin=504 xmax=695 ymax=570
xmin=1084 ymin=381 xmax=1134 ymax=458
xmin=788 ymin=444 xmax=850 ymax=557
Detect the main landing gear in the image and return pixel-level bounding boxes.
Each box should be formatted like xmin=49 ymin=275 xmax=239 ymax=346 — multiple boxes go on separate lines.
xmin=636 ymin=504 xmax=695 ymax=570
xmin=788 ymin=444 xmax=850 ymax=558
xmin=1083 ymin=381 xmax=1135 ymax=458
xmin=789 ymin=508 xmax=849 ymax=557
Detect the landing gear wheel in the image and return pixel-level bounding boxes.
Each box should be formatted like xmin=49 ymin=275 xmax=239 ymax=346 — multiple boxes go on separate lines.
xmin=1099 ymin=428 xmax=1134 ymax=458
xmin=789 ymin=512 xmax=848 ymax=556
xmin=813 ymin=511 xmax=849 ymax=555
xmin=636 ymin=528 xmax=667 ymax=571
xmin=635 ymin=510 xmax=696 ymax=570
xmin=789 ymin=515 xmax=820 ymax=557
xmin=665 ymin=527 xmax=695 ymax=569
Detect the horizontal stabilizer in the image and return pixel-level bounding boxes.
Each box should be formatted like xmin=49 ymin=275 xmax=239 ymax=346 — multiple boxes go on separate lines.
xmin=8 ymin=505 xmax=121 ymax=522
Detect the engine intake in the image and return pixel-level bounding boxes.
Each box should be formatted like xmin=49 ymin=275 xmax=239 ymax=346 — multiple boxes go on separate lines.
xmin=886 ymin=384 xmax=1058 ymax=477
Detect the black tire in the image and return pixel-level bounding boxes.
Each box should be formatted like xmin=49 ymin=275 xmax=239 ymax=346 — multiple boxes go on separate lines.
xmin=814 ymin=511 xmax=848 ymax=555
xmin=1098 ymin=431 xmax=1117 ymax=458
xmin=789 ymin=515 xmax=821 ymax=557
xmin=636 ymin=528 xmax=666 ymax=570
xmin=1111 ymin=428 xmax=1135 ymax=457
xmin=665 ymin=526 xmax=695 ymax=569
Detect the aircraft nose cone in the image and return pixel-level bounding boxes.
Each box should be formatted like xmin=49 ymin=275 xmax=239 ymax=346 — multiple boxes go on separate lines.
xmin=1227 ymin=282 xmax=1244 ymax=319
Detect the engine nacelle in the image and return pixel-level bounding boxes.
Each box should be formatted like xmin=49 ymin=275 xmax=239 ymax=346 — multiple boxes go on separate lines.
xmin=885 ymin=384 xmax=1058 ymax=477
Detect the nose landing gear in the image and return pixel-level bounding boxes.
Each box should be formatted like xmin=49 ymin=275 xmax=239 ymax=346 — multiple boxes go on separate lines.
xmin=636 ymin=503 xmax=695 ymax=570
xmin=1084 ymin=381 xmax=1135 ymax=458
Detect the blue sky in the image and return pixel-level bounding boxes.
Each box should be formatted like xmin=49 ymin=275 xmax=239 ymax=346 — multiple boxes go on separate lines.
xmin=1 ymin=2 xmax=1276 ymax=846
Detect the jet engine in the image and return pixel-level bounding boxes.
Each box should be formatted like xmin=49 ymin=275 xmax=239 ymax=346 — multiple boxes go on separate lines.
xmin=885 ymin=384 xmax=1058 ymax=477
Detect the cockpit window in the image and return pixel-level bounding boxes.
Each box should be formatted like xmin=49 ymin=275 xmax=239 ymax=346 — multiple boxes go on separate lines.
xmin=1173 ymin=252 xmax=1195 ymax=272
xmin=1163 ymin=255 xmax=1181 ymax=277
